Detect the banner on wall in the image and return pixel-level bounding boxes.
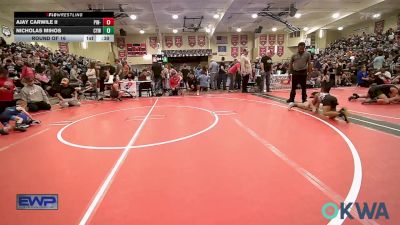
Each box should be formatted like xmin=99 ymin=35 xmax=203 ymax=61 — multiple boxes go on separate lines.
xmin=118 ymin=50 xmax=127 ymax=59
xmin=268 ymin=46 xmax=275 ymax=56
xmin=175 ymin=36 xmax=183 ymax=48
xmin=259 ymin=47 xmax=267 ymax=56
xmin=277 ymin=34 xmax=285 ymax=45
xmin=277 ymin=46 xmax=284 ymax=57
xmin=58 ymin=42 xmax=69 ymax=53
xmin=374 ymin=20 xmax=385 ymax=34
xmin=188 ymin=36 xmax=196 ymax=47
xmin=240 ymin=35 xmax=248 ymax=45
xmin=268 ymin=34 xmax=276 ymax=46
xmin=149 ymin=36 xmax=157 ymax=49
xmin=165 ymin=36 xmax=173 ymax=48
xmin=127 ymin=43 xmax=147 ymax=57
xmin=231 ymin=47 xmax=239 ymax=58
xmin=259 ymin=35 xmax=267 ymax=46
xmin=231 ymin=34 xmax=238 ymax=46
xmin=116 ymin=37 xmax=125 ymax=49
xmin=198 ymin=35 xmax=206 ymax=47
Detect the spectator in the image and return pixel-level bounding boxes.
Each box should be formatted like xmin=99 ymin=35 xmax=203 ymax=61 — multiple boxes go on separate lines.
xmin=20 ymin=77 xmax=51 ymax=112
xmin=357 ymin=65 xmax=370 ymax=87
xmin=208 ymin=59 xmax=219 ymax=90
xmin=227 ymin=59 xmax=240 ymax=91
xmin=261 ymin=52 xmax=273 ymax=92
xmin=240 ymin=48 xmax=252 ymax=93
xmin=187 ymin=73 xmax=199 ymax=95
xmin=198 ymin=66 xmax=210 ymax=93
xmin=373 ymin=51 xmax=385 ymax=70
xmin=49 ymin=62 xmax=67 ymax=96
xmin=56 ymin=78 xmax=81 ymax=108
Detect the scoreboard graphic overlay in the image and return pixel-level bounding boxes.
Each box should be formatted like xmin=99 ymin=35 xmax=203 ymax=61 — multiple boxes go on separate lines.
xmin=14 ymin=12 xmax=114 ymax=42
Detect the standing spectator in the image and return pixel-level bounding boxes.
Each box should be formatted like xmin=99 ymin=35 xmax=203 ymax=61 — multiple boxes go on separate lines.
xmin=218 ymin=57 xmax=228 ymax=90
xmin=69 ymin=63 xmax=80 ymax=87
xmin=261 ymin=52 xmax=273 ymax=92
xmin=180 ymin=64 xmax=190 ymax=86
xmin=114 ymin=59 xmax=123 ymax=80
xmin=99 ymin=65 xmax=110 ymax=93
xmin=208 ymin=59 xmax=219 ymax=90
xmin=20 ymin=77 xmax=51 ymax=112
xmin=335 ymin=62 xmax=343 ymax=86
xmin=86 ymin=61 xmax=98 ymax=97
xmin=227 ymin=59 xmax=240 ymax=91
xmin=240 ymin=48 xmax=252 ymax=93
xmin=122 ymin=61 xmax=130 ymax=78
xmin=56 ymin=78 xmax=80 ymax=108
xmin=151 ymin=62 xmax=163 ymax=94
xmin=287 ymin=42 xmax=312 ymax=103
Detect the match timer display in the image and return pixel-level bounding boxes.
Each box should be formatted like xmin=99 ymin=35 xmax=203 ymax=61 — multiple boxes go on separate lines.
xmin=14 ymin=12 xmax=115 ymax=42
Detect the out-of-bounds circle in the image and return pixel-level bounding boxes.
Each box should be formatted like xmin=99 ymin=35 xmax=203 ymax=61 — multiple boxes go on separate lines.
xmin=57 ymin=105 xmax=219 ymax=150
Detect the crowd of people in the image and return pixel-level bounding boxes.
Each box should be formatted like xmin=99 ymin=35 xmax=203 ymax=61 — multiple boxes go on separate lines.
xmin=1 ymin=25 xmax=400 ymax=135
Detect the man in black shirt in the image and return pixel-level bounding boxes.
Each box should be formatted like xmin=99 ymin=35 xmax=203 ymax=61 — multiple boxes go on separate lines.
xmin=151 ymin=62 xmax=162 ymax=93
xmin=217 ymin=57 xmax=228 ymax=90
xmin=180 ymin=64 xmax=190 ymax=85
xmin=56 ymin=78 xmax=81 ymax=108
xmin=260 ymin=53 xmax=273 ymax=92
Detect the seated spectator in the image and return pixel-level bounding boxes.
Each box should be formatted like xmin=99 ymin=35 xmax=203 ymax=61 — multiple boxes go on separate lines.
xmin=0 ymin=68 xmax=16 ymax=113
xmin=20 ymin=62 xmax=35 ymax=86
xmin=69 ymin=63 xmax=81 ymax=87
xmin=356 ymin=65 xmax=370 ymax=87
xmin=309 ymin=68 xmax=321 ymax=86
xmin=49 ymin=62 xmax=67 ymax=96
xmin=187 ymin=73 xmax=200 ymax=95
xmin=56 ymin=78 xmax=81 ymax=108
xmin=20 ymin=77 xmax=51 ymax=112
xmin=198 ymin=66 xmax=210 ymax=93
xmin=342 ymin=72 xmax=353 ymax=86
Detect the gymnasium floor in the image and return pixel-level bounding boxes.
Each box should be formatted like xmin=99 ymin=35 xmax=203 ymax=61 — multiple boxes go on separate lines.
xmin=0 ymin=92 xmax=399 ymax=225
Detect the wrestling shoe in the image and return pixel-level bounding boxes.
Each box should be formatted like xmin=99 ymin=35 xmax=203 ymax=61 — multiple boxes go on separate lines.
xmin=288 ymin=102 xmax=296 ymax=110
xmin=338 ymin=108 xmax=349 ymax=123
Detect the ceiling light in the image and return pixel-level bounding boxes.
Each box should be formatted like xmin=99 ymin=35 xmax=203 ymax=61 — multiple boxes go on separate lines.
xmin=251 ymin=14 xmax=258 ymax=19
xmin=272 ymin=27 xmax=277 ymax=32
xmin=338 ymin=26 xmax=343 ymax=31
xmin=205 ymin=28 xmax=211 ymax=33
xmin=172 ymin=14 xmax=178 ymax=19
xmin=172 ymin=29 xmax=178 ymax=33
xmin=130 ymin=14 xmax=137 ymax=20
xmin=139 ymin=29 xmax=145 ymax=34
xmin=332 ymin=13 xmax=339 ymax=19
xmin=236 ymin=28 xmax=242 ymax=32
xmin=373 ymin=13 xmax=381 ymax=18
xmin=213 ymin=14 xmax=220 ymax=19
xmin=294 ymin=13 xmax=301 ymax=18
xmin=303 ymin=27 xmax=309 ymax=31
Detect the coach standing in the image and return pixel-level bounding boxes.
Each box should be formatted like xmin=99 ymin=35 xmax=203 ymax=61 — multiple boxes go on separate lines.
xmin=240 ymin=48 xmax=252 ymax=93
xmin=287 ymin=42 xmax=312 ymax=103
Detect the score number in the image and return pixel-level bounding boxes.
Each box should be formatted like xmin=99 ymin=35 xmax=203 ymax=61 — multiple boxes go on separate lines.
xmin=102 ymin=18 xmax=114 ymax=26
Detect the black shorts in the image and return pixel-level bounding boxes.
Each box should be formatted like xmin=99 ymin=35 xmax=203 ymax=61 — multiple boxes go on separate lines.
xmin=368 ymin=88 xmax=383 ymax=99
xmin=110 ymin=90 xmax=119 ymax=98
xmin=321 ymin=95 xmax=338 ymax=111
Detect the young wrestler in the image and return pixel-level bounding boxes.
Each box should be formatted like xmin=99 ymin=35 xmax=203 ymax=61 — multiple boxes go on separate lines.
xmin=348 ymin=84 xmax=400 ymax=104
xmin=289 ymin=92 xmax=349 ymax=122
xmin=110 ymin=79 xmax=124 ymax=101
xmin=0 ymin=100 xmax=40 ymax=133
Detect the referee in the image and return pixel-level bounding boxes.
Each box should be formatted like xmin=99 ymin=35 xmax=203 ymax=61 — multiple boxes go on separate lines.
xmin=287 ymin=42 xmax=312 ymax=103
